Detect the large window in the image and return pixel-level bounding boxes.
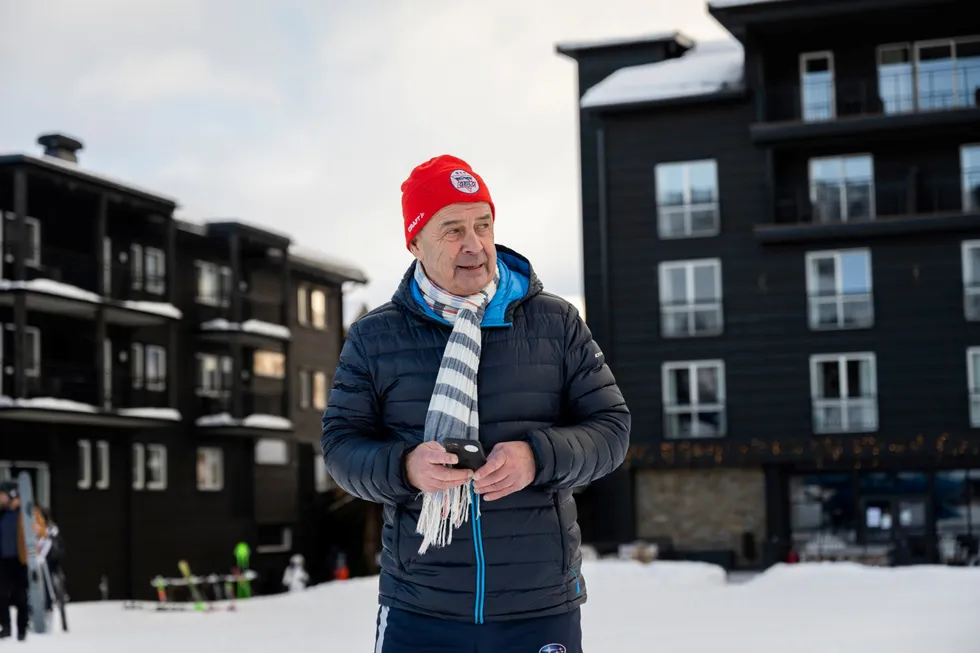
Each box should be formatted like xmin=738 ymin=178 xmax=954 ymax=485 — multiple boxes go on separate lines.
xmin=878 ymin=37 xmax=980 ymax=114
xmin=662 ymin=360 xmax=726 ymax=439
xmin=253 ymin=350 xmax=285 ymax=379
xmin=197 ymin=447 xmax=224 ymax=491
xmin=196 ymin=353 xmax=233 ymax=396
xmin=967 ymin=348 xmax=980 ymax=427
xmin=810 ymin=353 xmax=877 ymax=434
xmin=658 ymin=259 xmax=723 ymax=338
xmin=809 ymin=155 xmax=875 ymax=223
xmin=654 ymin=159 xmax=720 ymax=238
xmin=800 ymin=51 xmax=835 ymax=121
xmin=962 ymin=145 xmax=980 ymax=212
xmin=962 ymin=240 xmax=980 ymax=320
xmin=195 ymin=261 xmax=233 ymax=306
xmin=805 ymin=249 xmax=874 ymax=329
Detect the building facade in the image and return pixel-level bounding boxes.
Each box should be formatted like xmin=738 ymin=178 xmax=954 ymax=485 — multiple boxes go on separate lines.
xmin=560 ymin=0 xmax=980 ymax=568
xmin=0 ymin=133 xmax=367 ymax=600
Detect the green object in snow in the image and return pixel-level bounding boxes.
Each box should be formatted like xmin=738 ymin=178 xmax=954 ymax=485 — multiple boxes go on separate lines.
xmin=234 ymin=542 xmax=251 ymax=598
xmin=234 ymin=542 xmax=250 ymax=567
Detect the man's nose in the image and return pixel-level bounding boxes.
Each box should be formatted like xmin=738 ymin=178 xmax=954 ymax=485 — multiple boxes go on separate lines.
xmin=460 ymin=228 xmax=481 ymax=252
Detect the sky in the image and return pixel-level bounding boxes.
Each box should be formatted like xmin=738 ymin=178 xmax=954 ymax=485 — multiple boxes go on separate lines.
xmin=0 ymin=0 xmax=730 ymax=322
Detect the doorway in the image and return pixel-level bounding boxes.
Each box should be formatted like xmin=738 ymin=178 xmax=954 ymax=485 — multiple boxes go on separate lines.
xmin=862 ymin=495 xmax=930 ymax=564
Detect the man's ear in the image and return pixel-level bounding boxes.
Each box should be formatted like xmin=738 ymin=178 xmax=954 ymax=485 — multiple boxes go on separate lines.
xmin=408 ymin=236 xmax=422 ymax=260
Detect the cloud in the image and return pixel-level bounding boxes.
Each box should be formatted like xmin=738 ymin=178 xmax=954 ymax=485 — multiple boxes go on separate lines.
xmin=0 ymin=0 xmax=729 ymax=320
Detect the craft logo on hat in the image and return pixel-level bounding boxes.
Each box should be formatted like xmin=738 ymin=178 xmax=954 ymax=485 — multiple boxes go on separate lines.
xmin=449 ymin=169 xmax=480 ymax=194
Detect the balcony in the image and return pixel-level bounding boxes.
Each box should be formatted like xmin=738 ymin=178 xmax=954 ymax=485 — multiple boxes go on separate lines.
xmin=194 ymin=387 xmax=291 ymax=436
xmin=751 ymin=65 xmax=980 ymax=145
xmin=195 ymin=294 xmax=290 ymax=347
xmin=0 ymin=361 xmax=179 ymax=427
xmin=0 ymin=244 xmax=179 ymax=326
xmin=812 ymin=397 xmax=878 ymax=434
xmin=755 ymin=173 xmax=980 ymax=244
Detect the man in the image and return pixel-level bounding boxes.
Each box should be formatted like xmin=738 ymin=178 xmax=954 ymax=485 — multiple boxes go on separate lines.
xmin=321 ymin=154 xmax=630 ymax=652
xmin=0 ymin=481 xmax=46 ymax=641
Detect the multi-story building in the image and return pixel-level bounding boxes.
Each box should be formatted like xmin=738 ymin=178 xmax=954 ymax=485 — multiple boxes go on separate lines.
xmin=559 ymin=0 xmax=980 ymax=568
xmin=0 ymin=133 xmax=367 ymax=600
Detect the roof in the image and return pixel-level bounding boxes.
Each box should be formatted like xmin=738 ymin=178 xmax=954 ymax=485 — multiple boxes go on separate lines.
xmin=0 ymin=153 xmax=178 ymax=207
xmin=579 ymin=38 xmax=745 ymax=110
xmin=555 ymin=31 xmax=693 ymax=55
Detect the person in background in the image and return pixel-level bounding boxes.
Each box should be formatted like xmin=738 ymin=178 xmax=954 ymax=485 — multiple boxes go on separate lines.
xmin=0 ymin=481 xmax=47 ymax=641
xmin=281 ymin=554 xmax=309 ymax=592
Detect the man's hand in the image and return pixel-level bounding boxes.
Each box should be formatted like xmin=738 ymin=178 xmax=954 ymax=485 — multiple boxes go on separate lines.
xmin=405 ymin=442 xmax=473 ymax=493
xmin=472 ymin=441 xmax=535 ymax=501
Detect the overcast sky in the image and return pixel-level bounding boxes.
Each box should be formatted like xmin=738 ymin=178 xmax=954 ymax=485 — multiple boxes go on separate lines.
xmin=0 ymin=0 xmax=729 ymax=321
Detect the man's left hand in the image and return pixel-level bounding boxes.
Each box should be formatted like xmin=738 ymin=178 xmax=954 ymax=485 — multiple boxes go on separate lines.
xmin=472 ymin=441 xmax=535 ymax=501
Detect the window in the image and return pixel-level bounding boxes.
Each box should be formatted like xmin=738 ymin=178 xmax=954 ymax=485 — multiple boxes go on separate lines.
xmin=297 ymin=286 xmax=309 ymax=325
xmin=962 ymin=145 xmax=980 ymax=212
xmin=311 ymin=289 xmax=327 ymax=329
xmin=132 ymin=443 xmax=145 ymax=490
xmin=298 ymin=369 xmax=311 ymax=409
xmin=196 ymin=353 xmax=233 ymax=396
xmin=810 ymin=353 xmax=877 ymax=434
xmin=131 ymin=243 xmax=144 ymax=290
xmin=131 ymin=342 xmax=144 ymax=388
xmin=78 ymin=439 xmax=92 ymax=490
xmin=23 ymin=326 xmax=40 ymax=377
xmin=253 ymin=350 xmax=285 ymax=379
xmin=314 ymin=445 xmax=335 ymax=493
xmin=962 ymin=240 xmax=980 ymax=320
xmin=654 ymin=159 xmax=719 ymax=238
xmin=146 ymin=345 xmax=166 ymax=391
xmin=1 ymin=213 xmax=40 ymax=267
xmin=197 ymin=447 xmax=224 ymax=491
xmin=800 ymin=51 xmax=835 ymax=121
xmin=146 ymin=444 xmax=167 ymax=490
xmin=313 ymin=371 xmax=329 ymax=410
xmin=95 ymin=440 xmax=110 ymax=490
xmin=145 ymin=247 xmax=165 ymax=295
xmin=878 ymin=37 xmax=980 ymax=114
xmin=658 ymin=259 xmax=723 ymax=337
xmin=809 ymin=155 xmax=875 ymax=223
xmin=967 ymin=348 xmax=980 ymax=427
xmin=255 ymin=438 xmax=289 ymax=465
xmin=662 ymin=361 xmax=726 ymax=439
xmin=805 ymin=249 xmax=874 ymax=329
xmin=195 ymin=261 xmax=233 ymax=306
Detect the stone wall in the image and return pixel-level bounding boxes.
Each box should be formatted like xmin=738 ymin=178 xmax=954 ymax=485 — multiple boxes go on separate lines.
xmin=634 ymin=468 xmax=766 ymax=565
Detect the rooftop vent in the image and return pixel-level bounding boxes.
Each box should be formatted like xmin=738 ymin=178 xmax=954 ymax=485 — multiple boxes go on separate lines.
xmin=37 ymin=132 xmax=84 ymax=163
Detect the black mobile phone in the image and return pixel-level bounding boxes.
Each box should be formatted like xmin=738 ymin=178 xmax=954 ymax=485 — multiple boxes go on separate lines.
xmin=442 ymin=438 xmax=487 ymax=471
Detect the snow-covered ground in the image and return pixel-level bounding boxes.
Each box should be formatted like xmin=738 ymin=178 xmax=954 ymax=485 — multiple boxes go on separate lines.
xmin=20 ymin=561 xmax=980 ymax=652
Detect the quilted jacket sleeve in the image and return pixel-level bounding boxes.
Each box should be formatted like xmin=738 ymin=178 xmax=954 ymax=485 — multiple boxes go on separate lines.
xmin=523 ymin=303 xmax=630 ymax=489
xmin=320 ymin=323 xmax=418 ymax=505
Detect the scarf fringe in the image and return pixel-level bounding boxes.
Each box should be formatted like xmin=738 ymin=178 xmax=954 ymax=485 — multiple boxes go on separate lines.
xmin=416 ymin=480 xmax=481 ymax=555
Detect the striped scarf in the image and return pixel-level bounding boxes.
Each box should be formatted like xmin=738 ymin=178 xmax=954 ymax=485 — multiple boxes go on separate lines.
xmin=413 ymin=259 xmax=499 ymax=555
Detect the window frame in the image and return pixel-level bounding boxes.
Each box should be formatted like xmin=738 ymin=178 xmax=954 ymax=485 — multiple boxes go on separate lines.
xmin=799 ymin=50 xmax=837 ymax=121
xmin=808 ymin=154 xmax=876 ymax=223
xmin=804 ymin=248 xmax=874 ymax=330
xmin=653 ymin=159 xmax=721 ymax=239
xmin=78 ymin=439 xmax=92 ymax=490
xmin=145 ymin=344 xmax=167 ymax=391
xmin=657 ymin=258 xmax=723 ymax=338
xmin=962 ymin=239 xmax=980 ymax=321
xmin=145 ymin=444 xmax=168 ymax=491
xmin=144 ymin=246 xmax=166 ymax=295
xmin=196 ymin=446 xmax=224 ymax=492
xmin=310 ymin=289 xmax=327 ymax=330
xmin=661 ymin=359 xmax=727 ymax=439
xmin=809 ymin=352 xmax=878 ymax=434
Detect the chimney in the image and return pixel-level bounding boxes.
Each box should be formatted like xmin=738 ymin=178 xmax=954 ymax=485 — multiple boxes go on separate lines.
xmin=37 ymin=132 xmax=84 ymax=163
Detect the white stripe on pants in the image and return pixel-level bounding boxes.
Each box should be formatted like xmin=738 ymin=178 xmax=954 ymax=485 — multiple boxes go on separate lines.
xmin=374 ymin=606 xmax=390 ymax=653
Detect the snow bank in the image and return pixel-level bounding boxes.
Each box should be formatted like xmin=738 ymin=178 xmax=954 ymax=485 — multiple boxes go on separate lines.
xmin=116 ymin=407 xmax=182 ymax=421
xmin=581 ymin=38 xmax=744 ymax=108
xmin=581 ymin=559 xmax=728 ymax=587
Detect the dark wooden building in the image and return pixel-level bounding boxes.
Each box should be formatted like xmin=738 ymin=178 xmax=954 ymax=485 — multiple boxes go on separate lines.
xmin=0 ymin=133 xmax=367 ymax=600
xmin=559 ymin=0 xmax=980 ymax=568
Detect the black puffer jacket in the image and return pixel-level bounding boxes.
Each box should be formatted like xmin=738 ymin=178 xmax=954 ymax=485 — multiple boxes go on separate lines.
xmin=321 ymin=246 xmax=630 ymax=623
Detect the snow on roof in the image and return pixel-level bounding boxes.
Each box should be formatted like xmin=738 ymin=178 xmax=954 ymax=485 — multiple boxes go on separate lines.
xmin=556 ymin=31 xmax=692 ymax=53
xmin=580 ymin=38 xmax=744 ymax=109
xmin=709 ymin=0 xmax=792 ymax=7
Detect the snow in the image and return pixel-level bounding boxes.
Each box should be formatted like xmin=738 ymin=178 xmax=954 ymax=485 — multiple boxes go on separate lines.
xmin=196 ymin=412 xmax=293 ymax=430
xmin=121 ymin=301 xmax=182 ymax=320
xmin=709 ymin=0 xmax=792 ymax=7
xmin=287 ymin=245 xmax=369 ymax=284
xmin=580 ymin=38 xmax=745 ymax=109
xmin=200 ymin=318 xmax=291 ymax=340
xmin=0 ymin=395 xmax=97 ymax=412
xmin=0 ymin=278 xmax=102 ymax=304
xmin=21 ymin=560 xmax=980 ymax=652
xmin=556 ymin=31 xmax=691 ymax=52
xmin=116 ymin=407 xmax=182 ymax=421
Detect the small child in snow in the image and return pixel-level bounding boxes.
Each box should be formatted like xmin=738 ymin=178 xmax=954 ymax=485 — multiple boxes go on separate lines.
xmin=282 ymin=554 xmax=309 ymax=592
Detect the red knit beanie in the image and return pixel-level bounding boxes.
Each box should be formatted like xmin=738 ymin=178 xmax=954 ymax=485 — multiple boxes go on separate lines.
xmin=401 ymin=154 xmax=495 ymax=250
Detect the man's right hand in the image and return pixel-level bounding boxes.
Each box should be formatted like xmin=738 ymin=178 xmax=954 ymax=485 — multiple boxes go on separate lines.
xmin=405 ymin=442 xmax=474 ymax=493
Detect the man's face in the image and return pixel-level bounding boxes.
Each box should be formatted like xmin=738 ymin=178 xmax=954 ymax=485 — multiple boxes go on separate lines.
xmin=409 ymin=201 xmax=496 ymax=296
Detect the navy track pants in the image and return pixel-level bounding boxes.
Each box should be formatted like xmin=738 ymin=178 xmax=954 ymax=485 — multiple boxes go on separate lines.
xmin=373 ymin=605 xmax=583 ymax=653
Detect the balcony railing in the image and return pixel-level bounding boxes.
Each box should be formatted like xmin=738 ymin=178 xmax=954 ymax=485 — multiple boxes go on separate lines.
xmin=768 ymin=173 xmax=978 ymax=227
xmin=24 ymin=361 xmax=99 ymax=408
xmin=195 ymin=387 xmax=285 ymax=419
xmin=25 ymin=245 xmax=100 ymax=295
xmin=660 ymin=300 xmax=723 ymax=337
xmin=195 ymin=294 xmax=285 ymax=326
xmin=758 ymin=65 xmax=980 ymax=124
xmin=812 ymin=397 xmax=878 ymax=434
xmin=663 ymin=405 xmax=727 ymax=439
xmin=808 ymin=291 xmax=874 ymax=330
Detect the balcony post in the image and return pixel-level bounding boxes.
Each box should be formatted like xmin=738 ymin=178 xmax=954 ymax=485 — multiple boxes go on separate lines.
xmin=165 ymin=216 xmax=178 ymax=411
xmin=95 ymin=195 xmax=108 ymax=410
xmin=230 ymin=232 xmax=243 ymax=419
xmin=280 ymin=248 xmax=292 ymax=418
xmin=12 ymin=167 xmax=28 ymax=399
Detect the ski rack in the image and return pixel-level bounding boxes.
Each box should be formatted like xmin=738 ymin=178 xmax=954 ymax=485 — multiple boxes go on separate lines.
xmin=123 ymin=569 xmax=258 ymax=612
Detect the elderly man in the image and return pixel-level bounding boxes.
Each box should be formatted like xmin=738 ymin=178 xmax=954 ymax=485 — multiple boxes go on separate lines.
xmin=321 ymin=154 xmax=629 ymax=653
